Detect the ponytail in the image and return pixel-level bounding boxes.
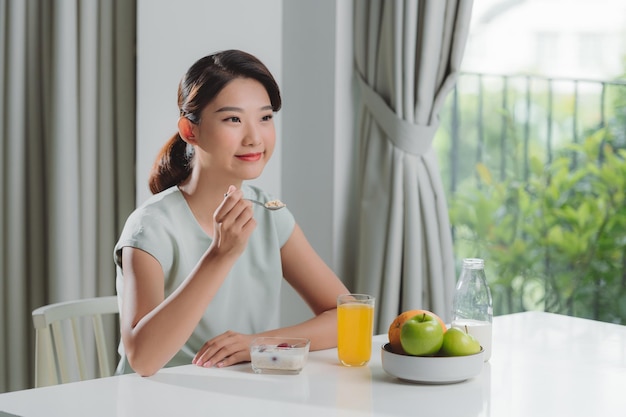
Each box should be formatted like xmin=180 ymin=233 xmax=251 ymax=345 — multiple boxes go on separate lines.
xmin=148 ymin=133 xmax=193 ymax=194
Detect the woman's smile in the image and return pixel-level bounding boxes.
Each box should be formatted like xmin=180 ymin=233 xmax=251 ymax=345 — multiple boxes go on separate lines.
xmin=235 ymin=152 xmax=263 ymax=162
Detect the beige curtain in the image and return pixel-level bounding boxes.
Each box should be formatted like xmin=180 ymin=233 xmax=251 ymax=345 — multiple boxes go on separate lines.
xmin=353 ymin=0 xmax=473 ymax=332
xmin=0 ymin=0 xmax=136 ymax=392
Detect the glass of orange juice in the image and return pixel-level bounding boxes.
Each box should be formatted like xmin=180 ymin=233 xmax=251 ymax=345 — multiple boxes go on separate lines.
xmin=337 ymin=294 xmax=375 ymax=366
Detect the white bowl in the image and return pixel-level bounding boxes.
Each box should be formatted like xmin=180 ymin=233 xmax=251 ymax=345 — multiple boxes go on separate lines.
xmin=381 ymin=343 xmax=484 ymax=384
xmin=250 ymin=337 xmax=310 ymax=375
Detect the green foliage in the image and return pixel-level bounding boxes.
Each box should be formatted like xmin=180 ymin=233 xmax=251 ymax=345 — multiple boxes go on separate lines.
xmin=449 ymin=130 xmax=626 ymax=324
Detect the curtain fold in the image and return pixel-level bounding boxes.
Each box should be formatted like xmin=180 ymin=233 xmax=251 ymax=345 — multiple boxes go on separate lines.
xmin=0 ymin=0 xmax=136 ymax=392
xmin=353 ymin=0 xmax=473 ymax=332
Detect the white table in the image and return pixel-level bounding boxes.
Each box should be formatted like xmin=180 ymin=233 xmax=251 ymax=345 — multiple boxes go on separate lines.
xmin=1 ymin=312 xmax=625 ymax=417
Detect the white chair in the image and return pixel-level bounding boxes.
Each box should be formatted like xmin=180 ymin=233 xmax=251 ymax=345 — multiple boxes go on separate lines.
xmin=32 ymin=296 xmax=119 ymax=387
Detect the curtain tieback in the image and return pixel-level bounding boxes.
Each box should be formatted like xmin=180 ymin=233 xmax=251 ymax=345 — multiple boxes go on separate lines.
xmin=357 ymin=72 xmax=437 ymax=156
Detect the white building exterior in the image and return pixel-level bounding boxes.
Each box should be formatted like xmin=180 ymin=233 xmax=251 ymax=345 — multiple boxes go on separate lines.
xmin=463 ymin=0 xmax=626 ymax=80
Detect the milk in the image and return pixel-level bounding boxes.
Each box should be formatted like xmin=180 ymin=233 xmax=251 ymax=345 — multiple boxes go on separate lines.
xmin=452 ymin=319 xmax=492 ymax=361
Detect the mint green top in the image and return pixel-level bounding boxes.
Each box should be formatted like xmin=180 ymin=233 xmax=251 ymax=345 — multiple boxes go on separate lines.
xmin=113 ymin=185 xmax=296 ymax=374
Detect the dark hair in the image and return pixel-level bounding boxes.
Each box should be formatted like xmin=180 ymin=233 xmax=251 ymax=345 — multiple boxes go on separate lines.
xmin=148 ymin=49 xmax=282 ymax=194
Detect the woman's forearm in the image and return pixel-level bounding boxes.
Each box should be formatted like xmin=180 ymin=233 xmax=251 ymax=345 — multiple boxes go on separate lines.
xmin=259 ymin=308 xmax=339 ymax=352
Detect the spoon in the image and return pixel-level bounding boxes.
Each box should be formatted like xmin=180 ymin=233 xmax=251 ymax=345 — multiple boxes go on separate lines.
xmin=245 ymin=198 xmax=286 ymax=211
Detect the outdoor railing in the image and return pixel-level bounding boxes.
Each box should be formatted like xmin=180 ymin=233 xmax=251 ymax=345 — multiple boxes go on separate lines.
xmin=435 ymin=72 xmax=626 ymax=324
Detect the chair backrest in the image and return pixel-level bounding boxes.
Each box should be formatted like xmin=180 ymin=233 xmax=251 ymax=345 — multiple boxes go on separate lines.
xmin=31 ymin=296 xmax=120 ymax=387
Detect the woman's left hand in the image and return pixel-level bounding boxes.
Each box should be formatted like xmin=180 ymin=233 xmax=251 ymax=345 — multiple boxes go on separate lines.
xmin=192 ymin=330 xmax=254 ymax=368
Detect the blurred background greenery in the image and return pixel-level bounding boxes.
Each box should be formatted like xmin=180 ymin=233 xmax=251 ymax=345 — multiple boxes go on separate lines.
xmin=435 ymin=67 xmax=626 ymax=324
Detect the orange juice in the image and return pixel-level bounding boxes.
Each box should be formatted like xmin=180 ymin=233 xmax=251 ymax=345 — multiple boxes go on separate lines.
xmin=337 ymin=295 xmax=375 ymax=366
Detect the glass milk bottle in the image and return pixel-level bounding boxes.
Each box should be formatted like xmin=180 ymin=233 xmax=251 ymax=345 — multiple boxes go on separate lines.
xmin=452 ymin=258 xmax=493 ymax=361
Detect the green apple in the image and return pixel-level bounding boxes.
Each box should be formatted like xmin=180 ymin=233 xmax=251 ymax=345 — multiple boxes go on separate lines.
xmin=400 ymin=313 xmax=444 ymax=356
xmin=440 ymin=327 xmax=481 ymax=356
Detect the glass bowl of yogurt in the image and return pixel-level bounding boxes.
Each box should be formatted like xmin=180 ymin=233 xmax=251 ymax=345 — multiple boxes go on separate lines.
xmin=250 ymin=337 xmax=310 ymax=375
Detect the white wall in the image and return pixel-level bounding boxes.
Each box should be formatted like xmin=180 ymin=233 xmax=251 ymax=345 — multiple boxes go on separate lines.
xmin=281 ymin=0 xmax=356 ymax=324
xmin=137 ymin=0 xmax=356 ymax=326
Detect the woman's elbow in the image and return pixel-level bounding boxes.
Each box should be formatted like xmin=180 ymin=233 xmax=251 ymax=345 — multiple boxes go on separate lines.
xmin=125 ymin=351 xmax=162 ymax=377
xmin=123 ymin=338 xmax=164 ymax=376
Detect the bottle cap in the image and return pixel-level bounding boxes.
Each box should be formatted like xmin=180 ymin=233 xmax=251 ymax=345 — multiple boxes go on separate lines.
xmin=463 ymin=258 xmax=485 ymax=269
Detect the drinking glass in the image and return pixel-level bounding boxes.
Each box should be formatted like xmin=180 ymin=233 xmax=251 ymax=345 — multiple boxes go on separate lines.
xmin=337 ymin=294 xmax=375 ymax=366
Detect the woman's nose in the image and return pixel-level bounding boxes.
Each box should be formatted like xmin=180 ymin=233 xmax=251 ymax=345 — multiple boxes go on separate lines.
xmin=242 ymin=122 xmax=262 ymax=146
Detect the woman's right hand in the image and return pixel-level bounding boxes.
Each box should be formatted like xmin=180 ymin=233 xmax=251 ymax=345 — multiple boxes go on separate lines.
xmin=211 ymin=185 xmax=256 ymax=257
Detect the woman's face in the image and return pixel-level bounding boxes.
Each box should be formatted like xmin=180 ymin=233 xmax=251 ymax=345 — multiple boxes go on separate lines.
xmin=191 ymin=77 xmax=276 ymax=182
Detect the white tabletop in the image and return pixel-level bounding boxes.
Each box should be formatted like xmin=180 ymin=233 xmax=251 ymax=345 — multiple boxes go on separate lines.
xmin=1 ymin=311 xmax=625 ymax=417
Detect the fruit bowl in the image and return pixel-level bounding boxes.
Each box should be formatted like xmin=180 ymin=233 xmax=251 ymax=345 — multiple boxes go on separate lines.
xmin=381 ymin=343 xmax=484 ymax=384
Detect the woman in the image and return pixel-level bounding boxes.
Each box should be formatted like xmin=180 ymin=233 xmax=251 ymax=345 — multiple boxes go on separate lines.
xmin=114 ymin=49 xmax=349 ymax=376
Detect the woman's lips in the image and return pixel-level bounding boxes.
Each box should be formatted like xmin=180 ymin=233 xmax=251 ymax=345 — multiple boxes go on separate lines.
xmin=236 ymin=152 xmax=263 ymax=162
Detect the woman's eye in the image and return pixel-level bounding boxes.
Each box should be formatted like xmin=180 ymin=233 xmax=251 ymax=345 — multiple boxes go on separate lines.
xmin=261 ymin=114 xmax=273 ymax=122
xmin=225 ymin=116 xmax=241 ymax=123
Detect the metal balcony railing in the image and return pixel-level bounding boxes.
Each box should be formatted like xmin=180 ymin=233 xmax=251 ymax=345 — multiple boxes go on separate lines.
xmin=437 ymin=72 xmax=626 ymax=194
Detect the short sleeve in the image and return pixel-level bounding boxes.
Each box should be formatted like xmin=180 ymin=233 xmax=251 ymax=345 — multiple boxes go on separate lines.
xmin=113 ymin=207 xmax=175 ymax=273
xmin=273 ymin=205 xmax=296 ymax=247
